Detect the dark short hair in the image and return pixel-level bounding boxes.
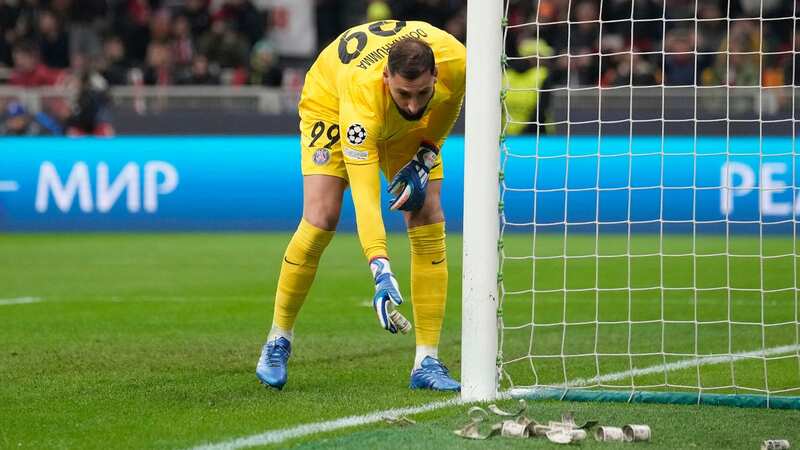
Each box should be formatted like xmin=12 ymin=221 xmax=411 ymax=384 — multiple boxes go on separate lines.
xmin=387 ymin=38 xmax=435 ymax=79
xmin=13 ymin=40 xmax=38 ymax=56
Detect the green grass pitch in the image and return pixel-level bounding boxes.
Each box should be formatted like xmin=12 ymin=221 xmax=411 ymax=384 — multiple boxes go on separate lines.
xmin=1 ymin=232 xmax=798 ymax=449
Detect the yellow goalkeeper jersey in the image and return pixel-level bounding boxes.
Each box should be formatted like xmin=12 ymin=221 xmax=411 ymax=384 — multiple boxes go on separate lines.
xmin=297 ymin=20 xmax=465 ymax=262
xmin=299 ymin=20 xmax=466 ymax=168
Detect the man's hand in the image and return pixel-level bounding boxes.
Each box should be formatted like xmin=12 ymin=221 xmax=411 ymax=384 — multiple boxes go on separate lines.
xmin=370 ymin=257 xmax=408 ymax=334
xmin=387 ymin=141 xmax=439 ymax=212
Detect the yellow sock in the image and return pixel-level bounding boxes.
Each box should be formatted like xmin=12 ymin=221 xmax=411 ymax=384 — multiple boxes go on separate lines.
xmin=408 ymin=222 xmax=448 ymax=347
xmin=272 ymin=218 xmax=335 ymax=332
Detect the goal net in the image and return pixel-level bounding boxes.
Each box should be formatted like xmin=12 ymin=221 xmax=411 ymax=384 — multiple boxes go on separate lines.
xmin=464 ymin=0 xmax=800 ymax=407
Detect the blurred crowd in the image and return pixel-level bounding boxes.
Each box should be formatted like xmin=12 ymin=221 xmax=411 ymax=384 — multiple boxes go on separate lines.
xmin=0 ymin=0 xmax=466 ymax=134
xmin=502 ymin=0 xmax=798 ymax=134
xmin=0 ymin=0 xmax=466 ymax=88
xmin=505 ymin=0 xmax=798 ymax=88
xmin=0 ymin=0 xmax=798 ymax=136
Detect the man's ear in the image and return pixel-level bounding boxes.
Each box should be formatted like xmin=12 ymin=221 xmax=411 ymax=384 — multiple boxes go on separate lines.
xmin=433 ymin=65 xmax=439 ymax=79
xmin=383 ymin=67 xmax=390 ymax=85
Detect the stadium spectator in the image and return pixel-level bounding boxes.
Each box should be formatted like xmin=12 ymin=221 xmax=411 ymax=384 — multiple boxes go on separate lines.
xmin=118 ymin=0 xmax=152 ymax=63
xmin=663 ymin=28 xmax=696 ymax=86
xmin=695 ymin=3 xmax=725 ymax=77
xmin=0 ymin=0 xmax=18 ymax=43
xmin=366 ymin=0 xmax=391 ymax=22
xmin=150 ymin=9 xmax=173 ymax=46
xmin=391 ymin=0 xmax=453 ymax=30
xmin=697 ymin=3 xmax=725 ymax=52
xmin=248 ymin=40 xmax=282 ymax=87
xmin=9 ymin=40 xmax=66 ymax=86
xmin=65 ymin=71 xmax=114 ymax=136
xmin=98 ymin=35 xmax=131 ymax=86
xmin=315 ymin=0 xmax=346 ymax=50
xmin=198 ymin=19 xmax=249 ymax=68
xmin=785 ymin=33 xmax=800 ymax=87
xmin=605 ymin=51 xmax=658 ymax=87
xmin=49 ymin=0 xmax=71 ymax=21
xmin=504 ymin=38 xmax=553 ymax=135
xmin=256 ymin=1 xmax=318 ymax=60
xmin=143 ymin=42 xmax=174 ymax=85
xmin=68 ymin=0 xmax=107 ymax=59
xmin=9 ymin=0 xmax=39 ymax=44
xmin=171 ymin=15 xmax=195 ymax=69
xmin=703 ymin=21 xmax=760 ymax=86
xmin=664 ymin=0 xmax=695 ymax=20
xmin=1 ymin=99 xmax=63 ymax=135
xmin=569 ymin=1 xmax=599 ymax=56
xmin=0 ymin=35 xmax=10 ymax=68
xmin=177 ymin=0 xmax=211 ymax=39
xmin=443 ymin=5 xmax=466 ymax=42
xmin=37 ymin=10 xmax=70 ymax=69
xmin=727 ymin=21 xmax=761 ymax=86
xmin=214 ymin=0 xmax=264 ymax=45
xmin=176 ymin=53 xmax=220 ymax=84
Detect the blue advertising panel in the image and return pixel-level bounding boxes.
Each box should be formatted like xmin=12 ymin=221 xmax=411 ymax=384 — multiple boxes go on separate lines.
xmin=503 ymin=135 xmax=797 ymax=232
xmin=0 ymin=136 xmax=796 ymax=232
xmin=0 ymin=136 xmax=463 ymax=231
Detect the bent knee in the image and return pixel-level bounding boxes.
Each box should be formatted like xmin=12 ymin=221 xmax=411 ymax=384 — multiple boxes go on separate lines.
xmin=303 ymin=208 xmax=340 ymax=231
xmin=405 ymin=195 xmax=444 ymax=228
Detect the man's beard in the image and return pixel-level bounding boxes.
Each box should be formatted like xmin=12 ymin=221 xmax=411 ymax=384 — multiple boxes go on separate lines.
xmin=393 ymin=90 xmax=434 ymax=121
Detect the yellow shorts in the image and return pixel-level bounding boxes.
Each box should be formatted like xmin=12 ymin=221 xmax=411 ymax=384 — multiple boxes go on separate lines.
xmin=299 ymin=117 xmax=444 ymax=182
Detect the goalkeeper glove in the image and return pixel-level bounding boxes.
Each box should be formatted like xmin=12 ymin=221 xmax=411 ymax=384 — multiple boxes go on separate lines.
xmin=370 ymin=257 xmax=409 ymax=334
xmin=387 ymin=141 xmax=439 ymax=212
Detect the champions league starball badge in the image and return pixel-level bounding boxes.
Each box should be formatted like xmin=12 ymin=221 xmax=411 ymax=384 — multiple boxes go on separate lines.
xmin=346 ymin=123 xmax=367 ymax=145
xmin=312 ymin=148 xmax=330 ymax=165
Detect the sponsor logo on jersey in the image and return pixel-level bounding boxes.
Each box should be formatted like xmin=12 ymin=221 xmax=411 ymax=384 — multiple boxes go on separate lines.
xmin=312 ymin=148 xmax=330 ymax=165
xmin=346 ymin=123 xmax=367 ymax=145
xmin=344 ymin=147 xmax=368 ymax=161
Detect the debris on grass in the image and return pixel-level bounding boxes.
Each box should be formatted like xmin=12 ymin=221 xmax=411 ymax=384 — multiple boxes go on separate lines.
xmin=761 ymin=440 xmax=790 ymax=450
xmin=383 ymin=415 xmax=417 ymax=426
xmin=545 ymin=428 xmax=587 ymax=444
xmin=453 ymin=403 xmax=660 ymax=445
xmin=488 ymin=399 xmax=528 ymax=417
xmin=499 ymin=417 xmax=531 ymax=438
xmin=622 ymin=424 xmax=651 ymax=442
xmin=454 ymin=404 xmax=598 ymax=444
xmin=453 ymin=406 xmax=499 ymax=439
xmin=594 ymin=426 xmax=625 ymax=442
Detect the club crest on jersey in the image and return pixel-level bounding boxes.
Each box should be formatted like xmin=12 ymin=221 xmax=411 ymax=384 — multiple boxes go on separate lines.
xmin=346 ymin=123 xmax=367 ymax=145
xmin=312 ymin=148 xmax=330 ymax=165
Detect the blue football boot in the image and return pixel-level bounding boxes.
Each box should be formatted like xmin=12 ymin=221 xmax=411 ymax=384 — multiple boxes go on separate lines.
xmin=256 ymin=337 xmax=291 ymax=390
xmin=409 ymin=356 xmax=461 ymax=392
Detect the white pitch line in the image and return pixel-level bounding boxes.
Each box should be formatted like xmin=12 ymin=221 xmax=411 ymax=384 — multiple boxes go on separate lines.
xmin=0 ymin=297 xmax=42 ymax=306
xmin=552 ymin=343 xmax=800 ymax=390
xmin=189 ymin=343 xmax=800 ymax=450
xmin=0 ymin=181 xmax=19 ymax=192
xmin=189 ymin=397 xmax=469 ymax=450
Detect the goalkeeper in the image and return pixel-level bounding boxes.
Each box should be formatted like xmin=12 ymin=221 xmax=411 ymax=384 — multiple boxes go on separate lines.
xmin=256 ymin=20 xmax=465 ymax=392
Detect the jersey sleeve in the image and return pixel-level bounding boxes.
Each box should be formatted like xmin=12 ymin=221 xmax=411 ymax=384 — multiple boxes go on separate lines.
xmin=339 ymin=81 xmax=389 ymax=261
xmin=346 ymin=162 xmax=388 ymax=261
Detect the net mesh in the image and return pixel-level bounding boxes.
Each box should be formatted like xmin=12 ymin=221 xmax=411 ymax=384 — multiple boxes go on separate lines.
xmin=498 ymin=0 xmax=800 ymax=401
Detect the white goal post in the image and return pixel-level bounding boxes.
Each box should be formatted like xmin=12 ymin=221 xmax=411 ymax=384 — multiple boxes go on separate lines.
xmin=461 ymin=0 xmax=502 ymax=402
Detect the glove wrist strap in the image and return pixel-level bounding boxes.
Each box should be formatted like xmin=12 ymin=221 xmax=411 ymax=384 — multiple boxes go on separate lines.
xmin=369 ymin=257 xmax=392 ymax=278
xmin=417 ymin=143 xmax=439 ymax=170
